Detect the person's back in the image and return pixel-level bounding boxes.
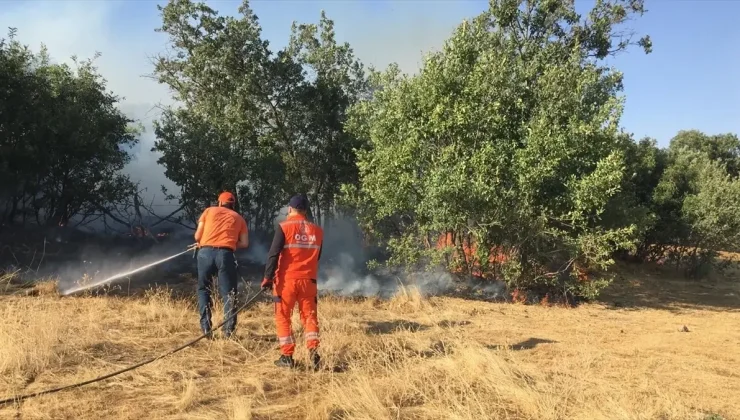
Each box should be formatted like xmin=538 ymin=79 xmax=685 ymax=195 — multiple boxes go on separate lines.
xmin=262 ymin=194 xmax=324 ymax=370
xmin=199 ymin=206 xmax=247 ymax=251
xmin=276 ymin=216 xmax=324 ymax=280
xmin=194 ymin=192 xmax=248 ymax=339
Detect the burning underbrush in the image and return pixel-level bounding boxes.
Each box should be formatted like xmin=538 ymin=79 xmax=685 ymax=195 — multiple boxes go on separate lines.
xmin=2 ymin=218 xmax=570 ymax=306
xmin=2 ymin=221 xmax=514 ymax=304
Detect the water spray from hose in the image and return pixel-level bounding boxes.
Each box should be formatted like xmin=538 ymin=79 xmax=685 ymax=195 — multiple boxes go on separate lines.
xmin=61 ymin=244 xmax=198 ymax=296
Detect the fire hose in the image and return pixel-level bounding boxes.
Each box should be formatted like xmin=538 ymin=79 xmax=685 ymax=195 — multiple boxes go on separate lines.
xmin=0 ymin=286 xmax=268 ymax=407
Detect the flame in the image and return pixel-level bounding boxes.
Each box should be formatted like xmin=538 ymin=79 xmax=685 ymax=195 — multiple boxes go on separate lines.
xmin=127 ymin=226 xmax=150 ymax=238
xmin=435 ymin=232 xmax=509 ymax=278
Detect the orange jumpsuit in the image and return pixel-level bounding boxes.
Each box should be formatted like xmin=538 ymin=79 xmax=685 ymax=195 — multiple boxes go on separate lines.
xmin=263 ymin=214 xmax=324 ymax=356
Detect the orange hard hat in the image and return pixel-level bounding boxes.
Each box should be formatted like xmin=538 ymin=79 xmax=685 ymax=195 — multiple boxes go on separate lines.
xmin=218 ymin=191 xmax=235 ymax=204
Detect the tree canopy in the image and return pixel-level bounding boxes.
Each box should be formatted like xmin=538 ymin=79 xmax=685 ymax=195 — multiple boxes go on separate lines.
xmin=343 ymin=0 xmax=652 ymax=300
xmin=151 ymin=0 xmax=367 ymax=233
xmin=0 ymin=29 xmax=139 ymax=229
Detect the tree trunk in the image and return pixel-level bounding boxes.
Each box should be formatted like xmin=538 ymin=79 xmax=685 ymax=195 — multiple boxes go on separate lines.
xmin=233 ymin=184 xmax=241 ymax=214
xmin=322 ymin=200 xmax=332 ymax=230
xmin=8 ymin=194 xmax=19 ymax=224
xmin=133 ymin=190 xmax=143 ymax=226
xmin=306 ymin=203 xmax=315 ymax=224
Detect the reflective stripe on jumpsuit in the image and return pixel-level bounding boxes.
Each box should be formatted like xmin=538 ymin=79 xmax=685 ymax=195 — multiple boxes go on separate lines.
xmin=273 ymin=278 xmax=319 ymax=356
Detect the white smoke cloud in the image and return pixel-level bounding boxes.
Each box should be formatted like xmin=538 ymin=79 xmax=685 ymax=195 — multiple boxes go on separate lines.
xmin=318 ymin=253 xmax=457 ymax=299
xmin=317 ymin=251 xmax=507 ymax=300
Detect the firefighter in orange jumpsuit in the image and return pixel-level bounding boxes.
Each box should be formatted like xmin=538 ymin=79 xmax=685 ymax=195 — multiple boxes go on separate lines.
xmin=262 ymin=195 xmax=324 ymax=370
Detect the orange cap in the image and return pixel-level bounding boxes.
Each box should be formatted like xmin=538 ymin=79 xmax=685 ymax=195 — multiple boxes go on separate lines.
xmin=218 ymin=191 xmax=235 ymax=204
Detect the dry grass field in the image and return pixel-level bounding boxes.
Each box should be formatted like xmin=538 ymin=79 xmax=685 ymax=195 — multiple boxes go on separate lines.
xmin=1 ymin=264 xmax=739 ymax=420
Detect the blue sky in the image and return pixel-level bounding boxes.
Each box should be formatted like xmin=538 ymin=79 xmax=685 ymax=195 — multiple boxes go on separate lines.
xmin=1 ymin=0 xmax=738 ymax=202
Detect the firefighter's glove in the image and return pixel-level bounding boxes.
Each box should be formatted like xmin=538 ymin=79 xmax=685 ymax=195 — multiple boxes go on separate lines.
xmin=261 ymin=277 xmax=273 ymax=290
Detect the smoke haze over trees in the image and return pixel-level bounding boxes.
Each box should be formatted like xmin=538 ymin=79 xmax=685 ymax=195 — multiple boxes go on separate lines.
xmin=2 ymin=0 xmax=740 ymax=301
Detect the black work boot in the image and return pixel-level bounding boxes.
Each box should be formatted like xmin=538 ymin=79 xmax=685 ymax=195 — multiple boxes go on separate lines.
xmin=309 ymin=350 xmax=321 ymax=371
xmin=274 ymin=355 xmax=295 ymax=368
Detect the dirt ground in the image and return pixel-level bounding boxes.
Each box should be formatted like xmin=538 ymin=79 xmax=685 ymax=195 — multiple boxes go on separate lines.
xmin=1 ymin=264 xmax=739 ymax=420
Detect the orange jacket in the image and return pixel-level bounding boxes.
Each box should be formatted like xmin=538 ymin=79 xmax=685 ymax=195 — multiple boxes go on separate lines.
xmin=197 ymin=206 xmax=248 ymax=251
xmin=264 ymin=214 xmax=324 ymax=281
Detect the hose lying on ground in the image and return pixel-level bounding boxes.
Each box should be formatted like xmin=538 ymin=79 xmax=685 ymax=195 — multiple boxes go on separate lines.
xmin=0 ymin=287 xmax=267 ymax=407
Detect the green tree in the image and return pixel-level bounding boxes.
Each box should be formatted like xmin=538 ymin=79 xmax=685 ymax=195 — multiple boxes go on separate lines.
xmin=345 ymin=0 xmax=652 ymax=301
xmin=603 ymin=136 xmax=667 ymax=260
xmin=0 ymin=29 xmax=138 ymax=228
xmin=152 ymin=0 xmax=367 ymax=232
xmin=646 ymin=142 xmax=740 ymax=278
xmin=670 ymin=130 xmax=740 ymax=177
xmin=283 ymin=11 xmax=368 ymax=225
xmin=0 ymin=29 xmax=44 ymax=224
xmin=604 ymin=130 xmax=740 ymax=278
xmin=152 ymin=0 xmax=272 ymax=228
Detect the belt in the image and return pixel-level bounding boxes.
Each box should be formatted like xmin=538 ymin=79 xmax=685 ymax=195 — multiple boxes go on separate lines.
xmin=199 ymin=245 xmax=235 ymax=252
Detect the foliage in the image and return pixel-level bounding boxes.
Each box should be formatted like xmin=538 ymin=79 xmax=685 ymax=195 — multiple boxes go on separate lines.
xmin=0 ymin=29 xmax=139 ymax=228
xmin=344 ymin=0 xmax=652 ymax=301
xmin=601 ymin=128 xmax=740 ymax=279
xmin=151 ymin=0 xmax=367 ymax=233
xmin=649 ymin=146 xmax=740 ymax=277
xmin=670 ymin=130 xmax=740 ymax=177
xmin=602 ymin=136 xmax=667 ymax=259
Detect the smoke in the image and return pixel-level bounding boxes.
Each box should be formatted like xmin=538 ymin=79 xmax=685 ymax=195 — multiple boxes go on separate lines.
xmin=240 ymin=240 xmax=268 ymax=265
xmin=305 ymin=216 xmax=507 ymax=300
xmin=319 ymin=252 xmax=393 ymax=297
xmin=223 ymin=214 xmax=508 ymax=300
xmin=318 ymin=253 xmax=459 ymax=298
xmin=316 ymin=249 xmax=506 ymax=300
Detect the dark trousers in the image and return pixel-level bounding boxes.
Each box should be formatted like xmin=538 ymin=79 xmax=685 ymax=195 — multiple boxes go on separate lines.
xmin=197 ymin=247 xmax=238 ymax=336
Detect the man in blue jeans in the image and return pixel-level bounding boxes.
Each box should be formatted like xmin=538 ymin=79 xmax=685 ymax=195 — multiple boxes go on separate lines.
xmin=194 ymin=191 xmax=249 ymax=339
